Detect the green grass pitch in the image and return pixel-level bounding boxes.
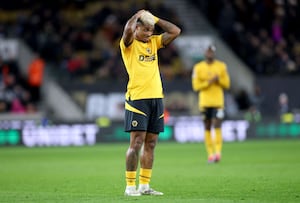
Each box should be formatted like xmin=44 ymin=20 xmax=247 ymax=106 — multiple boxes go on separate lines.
xmin=0 ymin=140 xmax=300 ymax=203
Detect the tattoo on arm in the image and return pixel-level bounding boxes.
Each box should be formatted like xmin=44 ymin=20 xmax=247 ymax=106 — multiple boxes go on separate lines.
xmin=122 ymin=10 xmax=145 ymax=47
xmin=157 ymin=18 xmax=181 ymax=46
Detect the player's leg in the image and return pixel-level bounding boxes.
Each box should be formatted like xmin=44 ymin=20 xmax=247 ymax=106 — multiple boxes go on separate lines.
xmin=125 ymin=131 xmax=146 ymax=196
xmin=124 ymin=99 xmax=149 ymax=196
xmin=213 ymin=118 xmax=223 ymax=162
xmin=138 ymin=132 xmax=163 ymax=195
xmin=204 ymin=119 xmax=215 ymax=163
xmin=140 ymin=132 xmax=157 ymax=170
xmin=138 ymin=133 xmax=158 ymax=190
xmin=202 ymin=108 xmax=214 ymax=163
xmin=138 ymin=98 xmax=164 ymax=195
xmin=213 ymin=108 xmax=225 ymax=162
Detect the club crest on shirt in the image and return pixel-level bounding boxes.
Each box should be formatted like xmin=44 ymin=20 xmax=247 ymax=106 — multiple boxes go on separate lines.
xmin=146 ymin=48 xmax=151 ymax=54
xmin=132 ymin=120 xmax=138 ymax=127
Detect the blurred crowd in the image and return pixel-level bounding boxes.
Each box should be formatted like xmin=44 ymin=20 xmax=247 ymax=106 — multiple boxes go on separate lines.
xmin=0 ymin=53 xmax=43 ymax=114
xmin=0 ymin=0 xmax=185 ymax=114
xmin=190 ymin=0 xmax=300 ymax=75
xmin=0 ymin=0 xmax=185 ymax=83
xmin=1 ymin=0 xmax=299 ymax=116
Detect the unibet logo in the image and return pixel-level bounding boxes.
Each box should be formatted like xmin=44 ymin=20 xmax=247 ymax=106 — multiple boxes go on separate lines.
xmin=0 ymin=130 xmax=21 ymax=145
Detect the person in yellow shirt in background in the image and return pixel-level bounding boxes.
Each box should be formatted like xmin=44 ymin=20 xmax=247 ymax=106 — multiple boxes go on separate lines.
xmin=192 ymin=44 xmax=230 ymax=163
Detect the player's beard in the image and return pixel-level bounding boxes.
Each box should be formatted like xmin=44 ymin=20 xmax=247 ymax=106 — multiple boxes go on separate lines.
xmin=135 ymin=32 xmax=150 ymax=43
xmin=140 ymin=35 xmax=150 ymax=43
xmin=206 ymin=57 xmax=214 ymax=63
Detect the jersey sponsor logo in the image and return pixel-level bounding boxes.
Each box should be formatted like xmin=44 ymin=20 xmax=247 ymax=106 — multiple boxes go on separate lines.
xmin=139 ymin=54 xmax=156 ymax=62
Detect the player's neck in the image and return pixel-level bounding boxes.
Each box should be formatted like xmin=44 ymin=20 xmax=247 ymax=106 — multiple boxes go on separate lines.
xmin=206 ymin=58 xmax=214 ymax=64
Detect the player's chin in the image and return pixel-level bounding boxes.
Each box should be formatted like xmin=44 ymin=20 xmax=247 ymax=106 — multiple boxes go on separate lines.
xmin=142 ymin=38 xmax=150 ymax=43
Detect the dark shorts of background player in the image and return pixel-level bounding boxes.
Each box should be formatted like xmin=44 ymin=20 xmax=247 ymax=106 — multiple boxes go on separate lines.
xmin=200 ymin=107 xmax=224 ymax=120
xmin=125 ymin=98 xmax=164 ymax=134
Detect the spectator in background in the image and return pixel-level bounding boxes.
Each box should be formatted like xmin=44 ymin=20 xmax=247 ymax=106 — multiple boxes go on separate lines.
xmin=243 ymin=85 xmax=263 ymax=123
xmin=27 ymin=53 xmax=45 ymax=103
xmin=249 ymin=84 xmax=264 ymax=112
xmin=278 ymin=92 xmax=294 ymax=123
xmin=235 ymin=89 xmax=251 ymax=112
xmin=1 ymin=74 xmax=30 ymax=113
xmin=1 ymin=0 xmax=185 ymax=82
xmin=192 ymin=0 xmax=300 ymax=76
xmin=1 ymin=53 xmax=36 ymax=114
xmin=278 ymin=92 xmax=289 ymax=115
xmin=10 ymin=97 xmax=26 ymax=113
xmin=217 ymin=1 xmax=236 ymax=46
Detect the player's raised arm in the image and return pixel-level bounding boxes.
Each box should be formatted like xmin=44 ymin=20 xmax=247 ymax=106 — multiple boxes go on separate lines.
xmin=122 ymin=10 xmax=145 ymax=47
xmin=156 ymin=17 xmax=181 ymax=46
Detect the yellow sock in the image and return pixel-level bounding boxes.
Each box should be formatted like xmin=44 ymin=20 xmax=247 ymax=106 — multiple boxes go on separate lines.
xmin=205 ymin=130 xmax=214 ymax=157
xmin=139 ymin=168 xmax=152 ymax=185
xmin=214 ymin=128 xmax=222 ymax=155
xmin=126 ymin=171 xmax=136 ymax=186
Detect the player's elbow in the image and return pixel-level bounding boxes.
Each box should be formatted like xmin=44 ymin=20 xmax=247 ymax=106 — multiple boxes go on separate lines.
xmin=192 ymin=82 xmax=199 ymax=92
xmin=224 ymin=84 xmax=230 ymax=90
xmin=192 ymin=85 xmax=198 ymax=92
xmin=169 ymin=25 xmax=181 ymax=37
xmin=174 ymin=27 xmax=181 ymax=37
xmin=226 ymin=81 xmax=231 ymax=89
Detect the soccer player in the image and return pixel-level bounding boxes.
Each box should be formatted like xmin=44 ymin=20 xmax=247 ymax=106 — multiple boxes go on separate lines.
xmin=192 ymin=45 xmax=230 ymax=163
xmin=120 ymin=10 xmax=181 ymax=196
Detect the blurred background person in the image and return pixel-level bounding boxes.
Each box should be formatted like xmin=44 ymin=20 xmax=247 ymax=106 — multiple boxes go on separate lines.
xmin=192 ymin=44 xmax=230 ymax=163
xmin=27 ymin=53 xmax=45 ymax=104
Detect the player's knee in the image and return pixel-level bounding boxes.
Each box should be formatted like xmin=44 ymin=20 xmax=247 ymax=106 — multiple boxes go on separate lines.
xmin=214 ymin=119 xmax=222 ymax=128
xmin=133 ymin=138 xmax=144 ymax=150
xmin=126 ymin=147 xmax=137 ymax=157
xmin=204 ymin=122 xmax=211 ymax=130
xmin=145 ymin=139 xmax=157 ymax=150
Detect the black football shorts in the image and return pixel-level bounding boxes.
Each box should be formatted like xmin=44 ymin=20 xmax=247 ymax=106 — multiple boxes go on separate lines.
xmin=200 ymin=107 xmax=225 ymax=120
xmin=125 ymin=98 xmax=164 ymax=133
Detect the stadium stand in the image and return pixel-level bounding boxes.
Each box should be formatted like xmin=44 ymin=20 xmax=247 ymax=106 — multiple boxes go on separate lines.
xmin=189 ymin=0 xmax=300 ymax=75
xmin=0 ymin=0 xmax=185 ymax=117
xmin=1 ymin=0 xmax=299 ymax=120
xmin=0 ymin=44 xmax=39 ymax=114
xmin=1 ymin=0 xmax=185 ymax=82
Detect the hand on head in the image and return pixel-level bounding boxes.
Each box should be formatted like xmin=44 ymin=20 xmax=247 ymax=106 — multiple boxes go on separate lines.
xmin=136 ymin=10 xmax=146 ymax=18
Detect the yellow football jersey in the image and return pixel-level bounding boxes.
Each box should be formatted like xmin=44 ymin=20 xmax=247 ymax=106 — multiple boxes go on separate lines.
xmin=120 ymin=35 xmax=164 ymax=100
xmin=192 ymin=59 xmax=230 ymax=108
